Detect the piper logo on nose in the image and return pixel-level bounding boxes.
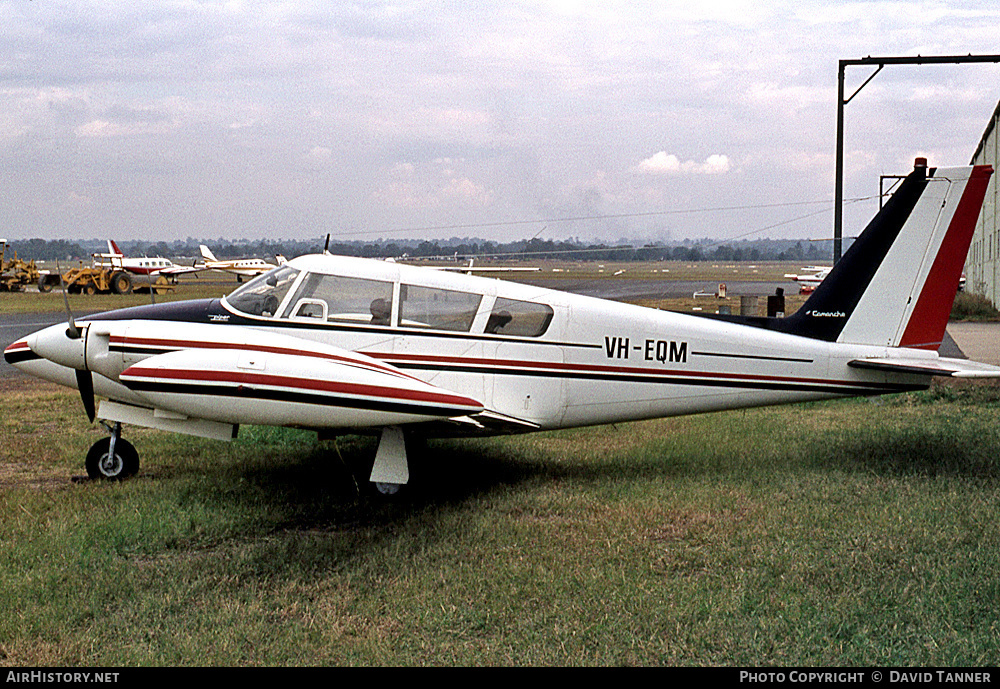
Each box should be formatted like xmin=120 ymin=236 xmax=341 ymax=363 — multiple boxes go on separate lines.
xmin=807 ymin=310 xmax=846 ymax=318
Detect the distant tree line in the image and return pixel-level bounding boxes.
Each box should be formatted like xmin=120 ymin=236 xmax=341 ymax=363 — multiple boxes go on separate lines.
xmin=3 ymin=238 xmax=90 ymax=262
xmin=5 ymin=236 xmax=832 ymax=263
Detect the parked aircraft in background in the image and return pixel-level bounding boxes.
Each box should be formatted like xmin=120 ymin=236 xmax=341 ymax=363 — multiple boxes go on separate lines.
xmin=429 ymin=257 xmax=541 ymax=274
xmin=100 ymin=240 xmax=200 ymax=278
xmin=199 ymin=245 xmax=286 ymax=281
xmin=6 ymin=160 xmax=997 ymax=495
xmin=784 ymin=265 xmax=832 ymax=293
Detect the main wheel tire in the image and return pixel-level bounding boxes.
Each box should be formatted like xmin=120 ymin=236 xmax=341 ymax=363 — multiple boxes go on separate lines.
xmin=85 ymin=437 xmax=140 ymax=480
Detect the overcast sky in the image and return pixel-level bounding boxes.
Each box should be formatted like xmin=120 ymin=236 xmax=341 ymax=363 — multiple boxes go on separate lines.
xmin=2 ymin=1 xmax=999 ymax=247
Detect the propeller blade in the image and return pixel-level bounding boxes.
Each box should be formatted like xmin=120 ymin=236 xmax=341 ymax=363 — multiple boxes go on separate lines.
xmin=75 ymin=369 xmax=96 ymax=423
xmin=56 ymin=261 xmax=81 ymax=340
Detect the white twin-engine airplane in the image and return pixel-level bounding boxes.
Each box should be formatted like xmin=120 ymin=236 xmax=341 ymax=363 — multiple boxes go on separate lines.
xmin=198 ymin=244 xmax=286 ymax=280
xmin=100 ymin=240 xmax=199 ymax=278
xmin=5 ymin=160 xmax=998 ymax=493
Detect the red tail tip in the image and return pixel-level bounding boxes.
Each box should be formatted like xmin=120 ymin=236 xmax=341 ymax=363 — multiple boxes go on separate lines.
xmin=914 ymin=157 xmax=928 ymax=169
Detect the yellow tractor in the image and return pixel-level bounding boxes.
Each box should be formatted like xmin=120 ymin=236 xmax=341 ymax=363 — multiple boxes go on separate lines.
xmin=60 ymin=264 xmax=134 ymax=295
xmin=1 ymin=238 xmax=49 ymax=292
xmin=58 ymin=255 xmax=173 ymax=295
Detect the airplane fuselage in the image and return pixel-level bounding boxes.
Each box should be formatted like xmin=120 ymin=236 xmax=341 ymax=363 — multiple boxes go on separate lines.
xmin=203 ymin=258 xmax=276 ymax=278
xmin=93 ymin=253 xmax=177 ymax=276
xmin=9 ymin=253 xmax=928 ymax=441
xmin=5 ymin=161 xmax=991 ymax=486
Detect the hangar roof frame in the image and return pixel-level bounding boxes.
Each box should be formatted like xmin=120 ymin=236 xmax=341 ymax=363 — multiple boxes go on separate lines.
xmin=835 ymin=54 xmax=1000 ymax=263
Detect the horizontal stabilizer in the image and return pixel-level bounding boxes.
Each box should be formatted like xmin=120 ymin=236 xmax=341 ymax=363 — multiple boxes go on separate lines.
xmin=848 ymin=356 xmax=1000 ymax=378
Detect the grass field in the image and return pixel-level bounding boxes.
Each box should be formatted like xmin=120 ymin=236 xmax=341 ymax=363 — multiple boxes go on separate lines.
xmin=2 ymin=376 xmax=999 ymax=666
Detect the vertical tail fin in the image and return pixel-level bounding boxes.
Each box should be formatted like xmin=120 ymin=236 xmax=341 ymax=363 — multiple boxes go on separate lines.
xmin=782 ymin=160 xmax=993 ymax=349
xmin=199 ymin=245 xmax=218 ymax=262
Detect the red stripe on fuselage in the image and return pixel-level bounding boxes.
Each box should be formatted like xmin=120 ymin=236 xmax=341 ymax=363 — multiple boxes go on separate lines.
xmin=120 ymin=366 xmax=482 ymax=411
xmin=376 ymin=352 xmax=895 ymax=390
xmin=899 ymin=165 xmax=994 ymax=349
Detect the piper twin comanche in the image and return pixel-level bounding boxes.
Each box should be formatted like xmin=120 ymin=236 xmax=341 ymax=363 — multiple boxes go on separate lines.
xmin=5 ymin=160 xmax=999 ymax=493
xmin=100 ymin=240 xmax=200 ymax=279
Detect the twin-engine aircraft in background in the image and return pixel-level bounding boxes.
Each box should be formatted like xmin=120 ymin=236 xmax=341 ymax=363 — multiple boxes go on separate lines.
xmin=99 ymin=240 xmax=200 ymax=279
xmin=198 ymin=245 xmax=286 ymax=281
xmin=6 ymin=160 xmax=998 ymax=494
xmin=100 ymin=240 xmax=284 ymax=282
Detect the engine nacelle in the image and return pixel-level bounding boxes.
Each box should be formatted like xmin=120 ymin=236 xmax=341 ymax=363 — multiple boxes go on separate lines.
xmin=119 ymin=347 xmax=484 ymax=430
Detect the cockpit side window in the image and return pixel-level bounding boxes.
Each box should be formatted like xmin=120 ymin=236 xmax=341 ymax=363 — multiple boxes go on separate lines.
xmin=283 ymin=273 xmax=394 ymax=325
xmin=225 ymin=266 xmax=300 ymax=318
xmin=485 ymin=297 xmax=554 ymax=337
xmin=398 ymin=284 xmax=482 ymax=332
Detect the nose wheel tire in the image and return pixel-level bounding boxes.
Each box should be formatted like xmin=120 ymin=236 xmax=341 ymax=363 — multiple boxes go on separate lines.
xmin=85 ymin=437 xmax=140 ymax=480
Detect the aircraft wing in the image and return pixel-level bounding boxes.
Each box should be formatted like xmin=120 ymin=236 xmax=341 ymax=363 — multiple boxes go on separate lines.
xmin=158 ymin=264 xmax=207 ymax=276
xmin=848 ymin=356 xmax=1000 ymax=378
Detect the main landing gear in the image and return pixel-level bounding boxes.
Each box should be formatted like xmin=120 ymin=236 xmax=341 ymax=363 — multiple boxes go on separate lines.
xmin=85 ymin=422 xmax=139 ymax=480
xmin=370 ymin=426 xmax=410 ymax=496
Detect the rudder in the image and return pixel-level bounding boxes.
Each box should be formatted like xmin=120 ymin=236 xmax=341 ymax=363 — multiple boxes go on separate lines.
xmin=783 ymin=159 xmax=993 ymax=349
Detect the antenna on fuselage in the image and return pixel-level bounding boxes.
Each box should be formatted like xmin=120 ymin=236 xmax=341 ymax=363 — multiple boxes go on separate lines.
xmin=323 ymin=234 xmax=331 ymax=255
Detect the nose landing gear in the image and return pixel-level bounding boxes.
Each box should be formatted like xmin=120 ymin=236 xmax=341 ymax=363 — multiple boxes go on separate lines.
xmin=85 ymin=422 xmax=139 ymax=480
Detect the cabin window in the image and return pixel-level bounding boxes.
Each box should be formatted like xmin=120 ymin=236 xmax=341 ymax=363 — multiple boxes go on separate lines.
xmin=485 ymin=297 xmax=553 ymax=337
xmin=291 ymin=298 xmax=327 ymax=320
xmin=283 ymin=273 xmax=394 ymax=325
xmin=225 ymin=266 xmax=300 ymax=317
xmin=398 ymin=284 xmax=482 ymax=332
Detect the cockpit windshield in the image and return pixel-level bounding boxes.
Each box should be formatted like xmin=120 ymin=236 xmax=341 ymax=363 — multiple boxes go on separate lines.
xmin=224 ymin=265 xmax=300 ymax=317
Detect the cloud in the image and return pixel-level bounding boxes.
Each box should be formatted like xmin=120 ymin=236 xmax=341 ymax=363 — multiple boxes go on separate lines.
xmin=306 ymin=146 xmax=332 ymax=161
xmin=2 ymin=2 xmax=999 ymax=242
xmin=373 ymin=159 xmax=491 ymax=209
xmin=637 ymin=152 xmax=732 ymax=175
